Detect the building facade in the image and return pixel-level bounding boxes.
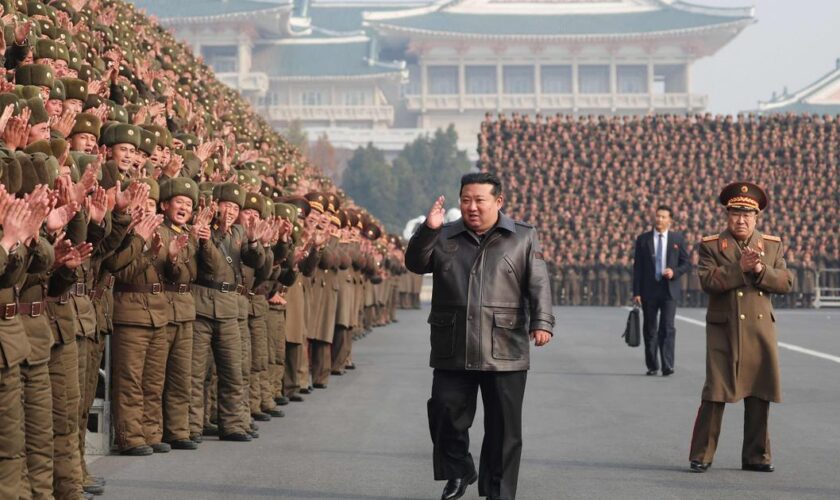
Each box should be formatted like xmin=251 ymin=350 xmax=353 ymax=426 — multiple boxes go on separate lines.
xmin=132 ymin=0 xmax=754 ymax=156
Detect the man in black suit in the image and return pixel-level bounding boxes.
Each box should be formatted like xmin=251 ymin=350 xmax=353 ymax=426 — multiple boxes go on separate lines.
xmin=632 ymin=205 xmax=690 ymax=376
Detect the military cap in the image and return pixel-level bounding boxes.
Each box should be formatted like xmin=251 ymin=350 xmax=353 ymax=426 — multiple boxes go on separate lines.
xmin=101 ymin=123 xmax=141 ymax=148
xmin=0 ymin=152 xmax=22 ymax=194
xmin=30 ymin=153 xmax=59 ymax=190
xmin=49 ymin=80 xmax=65 ymax=101
xmin=213 ymin=182 xmax=246 ymax=208
xmin=304 ymin=192 xmax=326 ymax=213
xmin=15 ymin=153 xmax=42 ymax=194
xmin=176 ymin=150 xmax=201 ymax=178
xmin=159 ymin=176 xmax=198 ymax=206
xmin=331 ymin=209 xmax=348 ymax=228
xmin=70 ymin=113 xmax=101 ymax=139
xmin=0 ymin=93 xmax=21 ymax=115
xmin=54 ymin=42 xmax=70 ymax=63
xmin=15 ymin=64 xmax=55 ymax=89
xmin=262 ymin=198 xmax=275 ymax=220
xmin=67 ymin=51 xmax=82 ymax=73
xmin=235 ymin=170 xmax=260 ymax=189
xmin=174 ymin=133 xmax=198 ymax=150
xmin=345 ymin=210 xmax=360 ymax=229
xmin=362 ymin=223 xmax=382 ymax=241
xmin=719 ymin=182 xmax=768 ymax=212
xmin=60 ymin=78 xmax=88 ymax=102
xmin=274 ymin=203 xmax=297 ymax=223
xmin=259 ymin=182 xmax=272 ymax=198
xmin=138 ymin=128 xmax=157 ymax=156
xmin=284 ymin=196 xmax=312 ymax=218
xmin=84 ymin=94 xmax=104 ymax=110
xmin=26 ymin=98 xmax=49 ymax=125
xmin=16 ymin=86 xmax=40 ymax=100
xmin=108 ymin=103 xmax=129 ymax=124
xmin=243 ymin=192 xmax=265 ymax=214
xmin=139 ymin=177 xmax=160 ymax=202
xmin=77 ymin=64 xmax=96 ymax=82
xmin=23 ymin=140 xmax=53 ymax=157
xmin=142 ymin=124 xmax=172 ymax=148
xmin=34 ymin=39 xmax=58 ymax=61
xmin=326 ymin=193 xmax=341 ymax=214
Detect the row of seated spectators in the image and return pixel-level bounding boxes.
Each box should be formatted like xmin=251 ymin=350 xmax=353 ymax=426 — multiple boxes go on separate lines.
xmin=477 ymin=112 xmax=840 ymax=308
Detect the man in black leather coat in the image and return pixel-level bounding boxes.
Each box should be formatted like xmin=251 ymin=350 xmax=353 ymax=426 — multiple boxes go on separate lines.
xmin=405 ymin=172 xmax=554 ymax=500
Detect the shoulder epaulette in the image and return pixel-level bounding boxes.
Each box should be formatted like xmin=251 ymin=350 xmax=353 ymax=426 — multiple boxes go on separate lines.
xmin=701 ymin=234 xmax=719 ymax=242
xmin=762 ymin=234 xmax=781 ymax=242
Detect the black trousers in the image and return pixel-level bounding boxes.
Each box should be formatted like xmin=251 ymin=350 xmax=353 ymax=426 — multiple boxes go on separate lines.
xmin=428 ymin=369 xmax=527 ymax=500
xmin=641 ymin=288 xmax=677 ymax=372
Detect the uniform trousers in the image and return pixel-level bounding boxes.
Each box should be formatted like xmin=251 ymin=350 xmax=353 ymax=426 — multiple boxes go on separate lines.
xmin=190 ymin=316 xmax=247 ymax=436
xmin=689 ymin=397 xmax=771 ymax=465
xmin=283 ymin=342 xmax=304 ymax=397
xmin=19 ymin=361 xmax=53 ymax=500
xmin=49 ymin=340 xmax=83 ymax=499
xmin=0 ymin=363 xmax=24 ymax=500
xmin=428 ymin=369 xmax=527 ymax=500
xmin=309 ymin=339 xmax=331 ymax=386
xmin=155 ymin=321 xmax=193 ymax=443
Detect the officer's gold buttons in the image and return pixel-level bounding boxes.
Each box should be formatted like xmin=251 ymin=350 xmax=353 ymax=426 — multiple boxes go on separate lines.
xmin=737 ymin=291 xmax=744 ymax=297
xmin=739 ymin=314 xmax=746 ymax=320
xmin=758 ymin=291 xmax=763 ymax=296
xmin=758 ymin=314 xmax=764 ymax=319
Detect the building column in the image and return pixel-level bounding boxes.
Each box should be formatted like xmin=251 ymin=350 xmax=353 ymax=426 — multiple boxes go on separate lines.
xmin=237 ymin=34 xmax=252 ymax=75
xmin=534 ymin=63 xmax=542 ymax=112
xmin=609 ymin=57 xmax=617 ymax=112
xmin=458 ymin=60 xmax=466 ymax=112
xmin=420 ymin=62 xmax=428 ymax=112
xmin=647 ymin=60 xmax=655 ymax=113
xmin=330 ymin=85 xmax=336 ymax=126
xmin=496 ymin=59 xmax=503 ymax=112
xmin=571 ymin=59 xmax=579 ymax=113
xmin=685 ymin=61 xmax=693 ymax=111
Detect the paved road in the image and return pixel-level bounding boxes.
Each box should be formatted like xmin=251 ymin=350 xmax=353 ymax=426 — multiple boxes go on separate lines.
xmin=91 ymin=306 xmax=840 ymax=499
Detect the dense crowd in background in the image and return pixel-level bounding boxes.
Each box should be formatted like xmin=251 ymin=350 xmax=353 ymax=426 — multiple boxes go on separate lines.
xmin=478 ymin=112 xmax=840 ymax=308
xmin=0 ymin=1 xmax=423 ymax=499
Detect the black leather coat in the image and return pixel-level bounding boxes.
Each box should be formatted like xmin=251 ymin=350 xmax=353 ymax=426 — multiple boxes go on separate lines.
xmin=405 ymin=213 xmax=554 ymax=371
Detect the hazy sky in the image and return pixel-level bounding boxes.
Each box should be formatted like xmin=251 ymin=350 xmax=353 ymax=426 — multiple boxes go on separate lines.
xmin=691 ymin=0 xmax=840 ymax=113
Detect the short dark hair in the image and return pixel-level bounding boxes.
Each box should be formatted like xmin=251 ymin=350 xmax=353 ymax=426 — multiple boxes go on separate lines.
xmin=460 ymin=172 xmax=502 ymax=197
xmin=656 ymin=204 xmax=673 ymax=217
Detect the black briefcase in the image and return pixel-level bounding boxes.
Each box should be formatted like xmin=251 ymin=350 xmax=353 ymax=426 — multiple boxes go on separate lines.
xmin=622 ymin=307 xmax=641 ymax=347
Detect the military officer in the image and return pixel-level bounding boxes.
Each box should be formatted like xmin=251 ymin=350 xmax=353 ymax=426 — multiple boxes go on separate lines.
xmin=689 ymin=182 xmax=793 ymax=473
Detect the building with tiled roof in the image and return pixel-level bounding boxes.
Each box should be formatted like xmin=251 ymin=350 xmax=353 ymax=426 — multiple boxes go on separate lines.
xmin=131 ymin=0 xmax=754 ymax=156
xmin=756 ymin=60 xmax=840 ymax=115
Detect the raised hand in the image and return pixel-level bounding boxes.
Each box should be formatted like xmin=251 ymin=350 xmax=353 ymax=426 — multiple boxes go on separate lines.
xmin=50 ymin=109 xmax=78 ymax=138
xmin=87 ymin=187 xmax=108 ymax=224
xmin=46 ymin=201 xmax=80 ymax=234
xmin=133 ymin=213 xmax=164 ymax=241
xmin=425 ymin=195 xmax=446 ymax=230
xmin=2 ymin=116 xmax=31 ymax=151
xmin=63 ymin=242 xmax=94 ymax=269
xmin=0 ymin=104 xmax=14 ymax=132
xmin=1 ymin=199 xmax=33 ymax=250
xmin=163 ymin=154 xmax=183 ymax=178
xmin=150 ymin=231 xmax=163 ymax=257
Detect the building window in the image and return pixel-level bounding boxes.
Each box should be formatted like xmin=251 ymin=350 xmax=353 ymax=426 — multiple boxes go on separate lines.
xmin=579 ymin=65 xmax=609 ymax=94
xmin=343 ymin=90 xmax=370 ymax=106
xmin=466 ymin=66 xmax=497 ymax=94
xmin=428 ymin=66 xmax=459 ymax=95
xmin=617 ymin=65 xmax=647 ymax=94
xmin=541 ymin=65 xmax=572 ymax=94
xmin=503 ymin=66 xmax=534 ymax=94
xmin=300 ymin=90 xmax=323 ymax=106
xmin=266 ymin=92 xmax=280 ymax=106
xmin=201 ymin=46 xmax=238 ymax=73
xmin=654 ymin=64 xmax=687 ymax=93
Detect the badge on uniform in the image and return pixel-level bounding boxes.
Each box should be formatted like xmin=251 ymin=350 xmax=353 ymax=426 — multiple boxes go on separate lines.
xmin=226 ymin=256 xmax=233 ymax=264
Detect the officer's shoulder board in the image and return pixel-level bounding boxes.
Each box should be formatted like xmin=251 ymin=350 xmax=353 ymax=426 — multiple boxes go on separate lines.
xmin=701 ymin=234 xmax=719 ymax=243
xmin=762 ymin=234 xmax=781 ymax=242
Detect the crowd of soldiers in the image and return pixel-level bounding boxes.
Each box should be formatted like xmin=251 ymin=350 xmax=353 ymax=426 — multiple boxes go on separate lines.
xmin=478 ymin=112 xmax=840 ymax=308
xmin=0 ymin=1 xmax=423 ymax=499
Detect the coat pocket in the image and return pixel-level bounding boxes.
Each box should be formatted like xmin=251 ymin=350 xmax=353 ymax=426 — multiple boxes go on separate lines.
xmin=427 ymin=311 xmax=456 ymax=359
xmin=491 ymin=311 xmax=527 ymax=360
xmin=705 ymin=310 xmax=729 ymax=324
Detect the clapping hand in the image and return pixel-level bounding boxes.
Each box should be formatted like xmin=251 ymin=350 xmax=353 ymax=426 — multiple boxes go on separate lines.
xmin=741 ymin=247 xmax=764 ymax=274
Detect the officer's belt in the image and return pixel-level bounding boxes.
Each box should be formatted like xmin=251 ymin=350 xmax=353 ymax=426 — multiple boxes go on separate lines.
xmin=71 ymin=282 xmax=88 ymax=296
xmin=194 ymin=279 xmax=246 ymax=295
xmin=45 ymin=294 xmax=70 ymax=304
xmin=163 ymin=283 xmax=192 ymax=294
xmin=0 ymin=302 xmax=17 ymax=319
xmin=252 ymin=283 xmax=271 ymax=296
xmin=114 ymin=282 xmax=163 ymax=294
xmin=17 ymin=301 xmax=45 ymax=318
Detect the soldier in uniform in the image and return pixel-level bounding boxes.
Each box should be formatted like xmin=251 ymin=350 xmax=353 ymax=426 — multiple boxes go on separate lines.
xmin=689 ymin=182 xmax=793 ymax=473
xmin=190 ymin=183 xmax=264 ymax=442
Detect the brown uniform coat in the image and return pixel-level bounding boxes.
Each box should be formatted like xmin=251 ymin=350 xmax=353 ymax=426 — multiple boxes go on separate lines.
xmin=698 ymin=230 xmax=793 ymax=403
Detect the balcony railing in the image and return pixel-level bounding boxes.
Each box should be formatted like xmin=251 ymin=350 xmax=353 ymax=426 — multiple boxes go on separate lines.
xmin=217 ymin=72 xmax=270 ymax=94
xmin=266 ymin=105 xmax=395 ymax=123
xmin=405 ymin=93 xmax=707 ymax=111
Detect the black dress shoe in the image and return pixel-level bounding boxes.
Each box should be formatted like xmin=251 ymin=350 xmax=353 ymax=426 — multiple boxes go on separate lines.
xmin=646 ymin=370 xmax=658 ymax=376
xmin=313 ymin=383 xmax=327 ymax=389
xmin=742 ymin=463 xmax=774 ymax=472
xmin=120 ymin=445 xmax=153 ymax=456
xmin=265 ymin=408 xmax=285 ymax=418
xmin=83 ymin=482 xmax=105 ymax=495
xmin=168 ymin=439 xmax=198 ymax=450
xmin=249 ymin=429 xmax=260 ymax=439
xmin=345 ymin=362 xmax=356 ymax=370
xmin=150 ymin=442 xmax=171 ymax=453
xmin=330 ymin=370 xmax=344 ymax=376
xmin=85 ymin=475 xmax=106 ymax=486
xmin=662 ymin=369 xmax=674 ymax=376
xmin=299 ymin=387 xmax=312 ymax=394
xmin=219 ymin=432 xmax=252 ymax=442
xmin=189 ymin=433 xmax=203 ymax=444
xmin=289 ymin=394 xmax=304 ymax=402
xmin=275 ymin=396 xmax=289 ymax=406
xmin=252 ymin=412 xmax=271 ymax=422
xmin=440 ymin=471 xmax=477 ymax=500
xmin=689 ymin=460 xmax=711 ymax=472
xmin=203 ymin=423 xmax=219 ymax=436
